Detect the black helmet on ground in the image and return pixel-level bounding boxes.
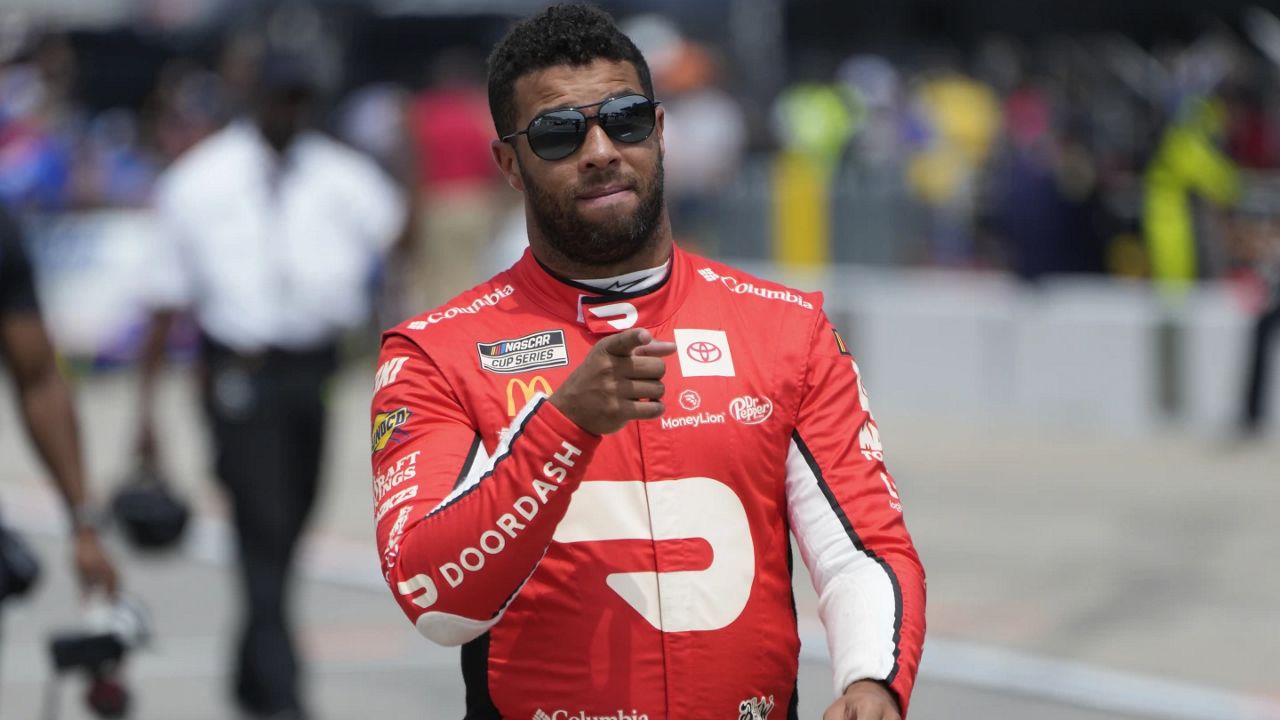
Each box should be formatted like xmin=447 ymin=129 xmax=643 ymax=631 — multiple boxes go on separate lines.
xmin=111 ymin=462 xmax=190 ymax=551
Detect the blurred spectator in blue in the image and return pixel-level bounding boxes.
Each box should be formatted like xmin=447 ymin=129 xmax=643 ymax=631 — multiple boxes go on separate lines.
xmin=72 ymin=108 xmax=158 ymax=208
xmin=993 ymin=79 xmax=1106 ymax=280
xmin=0 ymin=35 xmax=76 ymax=211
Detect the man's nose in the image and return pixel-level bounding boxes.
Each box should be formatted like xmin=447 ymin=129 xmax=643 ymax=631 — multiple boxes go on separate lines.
xmin=577 ymin=122 xmax=621 ymax=170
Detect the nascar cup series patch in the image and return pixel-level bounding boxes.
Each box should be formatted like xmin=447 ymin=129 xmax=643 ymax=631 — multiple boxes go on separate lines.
xmin=476 ymin=330 xmax=569 ymax=374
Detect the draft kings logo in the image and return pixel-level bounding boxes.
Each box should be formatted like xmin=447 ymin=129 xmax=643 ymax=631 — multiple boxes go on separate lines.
xmin=371 ymin=407 xmax=410 ymax=452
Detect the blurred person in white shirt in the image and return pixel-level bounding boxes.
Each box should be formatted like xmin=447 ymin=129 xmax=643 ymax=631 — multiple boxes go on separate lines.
xmin=133 ymin=49 xmax=406 ymax=720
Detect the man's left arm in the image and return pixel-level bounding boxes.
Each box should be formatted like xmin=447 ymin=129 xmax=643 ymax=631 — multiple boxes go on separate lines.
xmin=785 ymin=311 xmax=925 ymax=718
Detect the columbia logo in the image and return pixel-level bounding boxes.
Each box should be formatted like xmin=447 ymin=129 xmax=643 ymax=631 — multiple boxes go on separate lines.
xmin=532 ymin=711 xmax=553 ymax=720
xmin=698 ymin=267 xmax=719 ymax=282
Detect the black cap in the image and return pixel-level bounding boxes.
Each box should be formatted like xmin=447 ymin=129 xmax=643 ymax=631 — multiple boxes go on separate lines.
xmin=258 ymin=49 xmax=320 ymax=95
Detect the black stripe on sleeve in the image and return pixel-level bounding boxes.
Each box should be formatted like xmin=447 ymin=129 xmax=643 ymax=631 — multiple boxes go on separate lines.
xmin=452 ymin=434 xmax=484 ymax=490
xmin=428 ymin=398 xmax=545 ymax=519
xmin=792 ymin=430 xmax=904 ymax=685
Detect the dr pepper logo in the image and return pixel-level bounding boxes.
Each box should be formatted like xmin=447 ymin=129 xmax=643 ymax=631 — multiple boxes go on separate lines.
xmin=729 ymin=395 xmax=773 ymax=425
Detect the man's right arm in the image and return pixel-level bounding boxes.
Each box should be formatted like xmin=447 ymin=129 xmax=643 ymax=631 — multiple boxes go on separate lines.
xmin=372 ymin=333 xmax=601 ymax=646
xmin=134 ymin=178 xmax=191 ymax=460
xmin=373 ymin=327 xmax=674 ymax=646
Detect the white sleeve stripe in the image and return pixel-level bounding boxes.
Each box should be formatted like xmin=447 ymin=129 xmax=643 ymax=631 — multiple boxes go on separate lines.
xmin=413 ymin=550 xmax=544 ymax=646
xmin=787 ymin=432 xmax=904 ymax=690
xmin=427 ymin=394 xmax=546 ymax=517
xmin=450 ymin=434 xmax=484 ymax=491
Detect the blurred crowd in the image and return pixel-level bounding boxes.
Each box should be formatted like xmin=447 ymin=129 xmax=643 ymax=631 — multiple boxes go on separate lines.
xmin=3 ymin=9 xmax=1280 ymax=299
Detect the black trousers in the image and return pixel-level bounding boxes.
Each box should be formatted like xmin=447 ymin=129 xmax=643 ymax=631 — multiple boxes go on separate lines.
xmin=1244 ymin=303 xmax=1280 ymax=433
xmin=201 ymin=338 xmax=336 ymax=716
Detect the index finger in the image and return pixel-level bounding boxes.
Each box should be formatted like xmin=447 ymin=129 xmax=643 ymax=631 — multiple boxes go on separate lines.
xmin=601 ymin=328 xmax=653 ymax=357
xmin=633 ymin=340 xmax=676 ymax=358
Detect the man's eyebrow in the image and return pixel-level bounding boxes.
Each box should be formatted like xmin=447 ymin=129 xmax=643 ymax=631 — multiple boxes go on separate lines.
xmin=529 ymin=87 xmax=642 ymax=118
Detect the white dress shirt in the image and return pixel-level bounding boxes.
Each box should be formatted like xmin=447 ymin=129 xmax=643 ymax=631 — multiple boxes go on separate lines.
xmin=148 ymin=121 xmax=405 ymax=352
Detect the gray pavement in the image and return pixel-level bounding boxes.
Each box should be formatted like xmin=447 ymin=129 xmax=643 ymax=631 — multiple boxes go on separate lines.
xmin=1 ymin=365 xmax=1278 ymax=719
xmin=1 ymin=535 xmax=1156 ymax=720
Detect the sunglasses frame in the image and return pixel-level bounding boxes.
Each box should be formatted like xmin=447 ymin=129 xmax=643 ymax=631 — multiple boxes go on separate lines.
xmin=501 ymin=94 xmax=662 ymax=161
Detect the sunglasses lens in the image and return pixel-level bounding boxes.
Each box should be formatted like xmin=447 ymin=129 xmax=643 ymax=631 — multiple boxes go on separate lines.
xmin=600 ymin=96 xmax=656 ymax=143
xmin=527 ymin=110 xmax=587 ymax=160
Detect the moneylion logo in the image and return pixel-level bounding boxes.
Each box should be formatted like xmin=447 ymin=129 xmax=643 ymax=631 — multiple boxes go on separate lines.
xmin=678 ymin=389 xmax=701 ymax=411
xmin=507 ymin=376 xmax=554 ymax=416
xmin=660 ymin=411 xmax=725 ymax=430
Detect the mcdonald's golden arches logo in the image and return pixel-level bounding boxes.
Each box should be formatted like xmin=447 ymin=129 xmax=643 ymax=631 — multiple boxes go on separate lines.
xmin=506 ymin=376 xmax=554 ymax=416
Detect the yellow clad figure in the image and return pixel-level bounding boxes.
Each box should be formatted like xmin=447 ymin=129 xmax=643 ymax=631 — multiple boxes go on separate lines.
xmin=771 ymin=83 xmax=858 ymax=267
xmin=1143 ymin=98 xmax=1241 ymax=293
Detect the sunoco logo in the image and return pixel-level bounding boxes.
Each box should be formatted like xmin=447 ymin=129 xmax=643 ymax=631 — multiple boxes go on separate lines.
xmin=729 ymin=395 xmax=773 ymax=425
xmin=533 ymin=710 xmax=649 ymax=720
xmin=371 ymin=407 xmax=410 ymax=452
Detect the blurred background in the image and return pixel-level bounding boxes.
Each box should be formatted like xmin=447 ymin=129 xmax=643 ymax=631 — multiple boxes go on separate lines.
xmin=0 ymin=0 xmax=1278 ymax=718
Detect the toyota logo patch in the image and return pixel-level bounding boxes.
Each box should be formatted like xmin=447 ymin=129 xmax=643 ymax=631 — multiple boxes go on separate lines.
xmin=686 ymin=341 xmax=722 ymax=364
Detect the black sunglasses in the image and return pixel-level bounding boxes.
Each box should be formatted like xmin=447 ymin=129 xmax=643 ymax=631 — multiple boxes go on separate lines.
xmin=502 ymin=94 xmax=661 ymax=161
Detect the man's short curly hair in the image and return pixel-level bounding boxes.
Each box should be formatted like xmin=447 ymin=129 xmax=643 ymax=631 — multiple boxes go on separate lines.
xmin=487 ymin=4 xmax=654 ymax=138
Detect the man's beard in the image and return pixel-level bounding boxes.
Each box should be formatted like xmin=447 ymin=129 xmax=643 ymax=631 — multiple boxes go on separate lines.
xmin=521 ymin=158 xmax=665 ymax=268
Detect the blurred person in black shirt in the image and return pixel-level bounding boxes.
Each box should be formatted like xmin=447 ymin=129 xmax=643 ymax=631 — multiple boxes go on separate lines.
xmin=0 ymin=204 xmax=119 ymax=600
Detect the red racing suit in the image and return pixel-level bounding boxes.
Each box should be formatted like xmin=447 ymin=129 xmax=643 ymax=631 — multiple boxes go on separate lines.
xmin=370 ymin=246 xmax=925 ymax=719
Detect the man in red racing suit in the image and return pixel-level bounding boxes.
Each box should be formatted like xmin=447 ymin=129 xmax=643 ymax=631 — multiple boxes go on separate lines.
xmin=372 ymin=241 xmax=926 ymax=717
xmin=370 ymin=6 xmax=924 ymax=719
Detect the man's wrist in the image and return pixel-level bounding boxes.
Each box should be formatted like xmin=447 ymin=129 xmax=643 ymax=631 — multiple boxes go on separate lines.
xmin=69 ymin=504 xmax=108 ymax=534
xmin=844 ymin=679 xmax=897 ymax=704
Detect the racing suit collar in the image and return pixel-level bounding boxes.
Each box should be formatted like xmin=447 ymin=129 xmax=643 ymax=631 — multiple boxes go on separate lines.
xmin=513 ymin=245 xmax=691 ymax=334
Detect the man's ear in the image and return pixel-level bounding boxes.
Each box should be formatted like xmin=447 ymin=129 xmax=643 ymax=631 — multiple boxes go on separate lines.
xmin=491 ymin=139 xmax=526 ymax=193
xmin=655 ymin=103 xmax=665 ymax=159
